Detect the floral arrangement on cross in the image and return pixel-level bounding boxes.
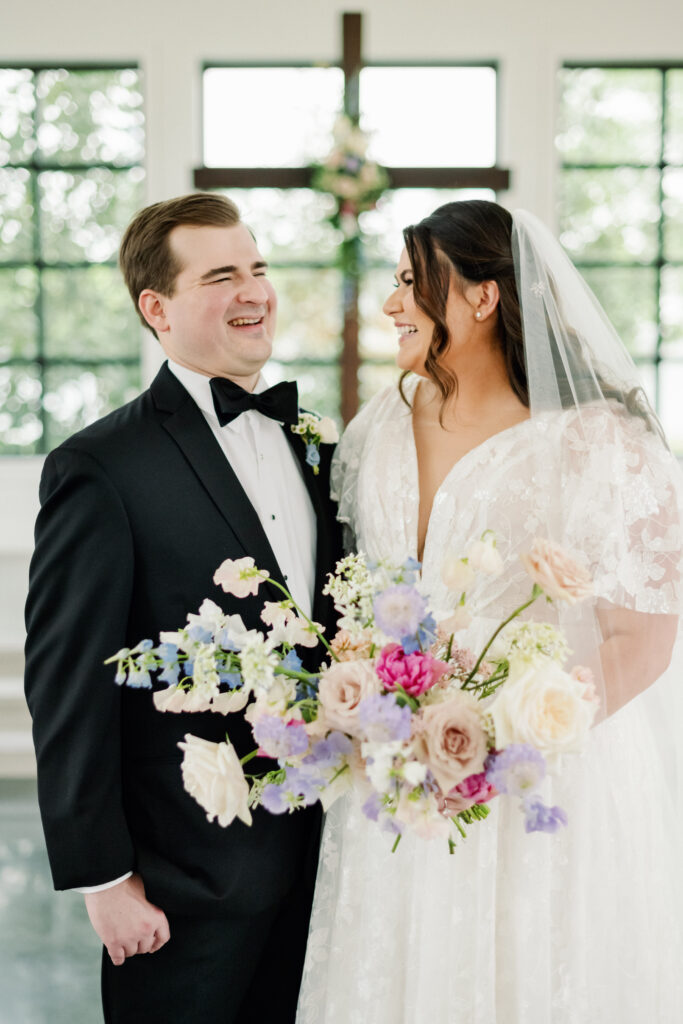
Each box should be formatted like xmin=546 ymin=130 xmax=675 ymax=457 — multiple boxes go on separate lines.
xmin=109 ymin=533 xmax=599 ymax=851
xmin=311 ymin=113 xmax=390 ymax=242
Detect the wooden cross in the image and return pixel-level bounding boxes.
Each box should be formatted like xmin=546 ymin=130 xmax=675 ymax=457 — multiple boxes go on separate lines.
xmin=195 ymin=12 xmax=511 ymax=423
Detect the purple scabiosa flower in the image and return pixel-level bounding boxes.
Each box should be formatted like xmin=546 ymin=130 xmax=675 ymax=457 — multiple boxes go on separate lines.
xmin=253 ymin=716 xmax=309 ymax=760
xmin=485 ymin=744 xmax=546 ymax=797
xmin=523 ymin=797 xmax=568 ymax=834
xmin=358 ymin=693 xmax=412 ymax=743
xmin=373 ymin=584 xmax=427 ymax=643
xmin=304 ymin=731 xmax=353 ymax=769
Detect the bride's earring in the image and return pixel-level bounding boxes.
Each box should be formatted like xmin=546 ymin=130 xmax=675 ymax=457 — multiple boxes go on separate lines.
xmin=475 ymin=311 xmax=482 ymax=319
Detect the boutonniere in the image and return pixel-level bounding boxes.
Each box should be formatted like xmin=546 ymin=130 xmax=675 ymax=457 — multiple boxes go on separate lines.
xmin=290 ymin=412 xmax=339 ymax=475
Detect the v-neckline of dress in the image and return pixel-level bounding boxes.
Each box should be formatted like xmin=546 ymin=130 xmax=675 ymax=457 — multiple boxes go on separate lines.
xmin=404 ymin=378 xmax=535 ymax=563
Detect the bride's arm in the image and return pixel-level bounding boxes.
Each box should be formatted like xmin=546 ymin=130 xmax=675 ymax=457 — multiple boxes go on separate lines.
xmin=595 ymin=602 xmax=677 ymax=716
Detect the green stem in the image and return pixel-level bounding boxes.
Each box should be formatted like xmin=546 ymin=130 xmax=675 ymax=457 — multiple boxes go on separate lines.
xmin=463 ymin=585 xmax=543 ymax=687
xmin=239 ymin=748 xmax=260 ymax=766
xmin=265 ymin=578 xmax=339 ymax=661
xmin=391 ymin=832 xmax=402 ymax=853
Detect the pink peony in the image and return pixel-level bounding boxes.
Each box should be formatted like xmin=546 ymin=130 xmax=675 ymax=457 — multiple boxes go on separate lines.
xmin=376 ymin=643 xmax=449 ymax=697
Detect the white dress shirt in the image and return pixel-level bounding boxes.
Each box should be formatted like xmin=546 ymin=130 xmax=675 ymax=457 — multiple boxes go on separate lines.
xmin=76 ymin=360 xmax=317 ymax=894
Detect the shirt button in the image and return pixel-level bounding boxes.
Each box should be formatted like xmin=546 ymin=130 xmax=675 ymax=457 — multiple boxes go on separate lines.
xmin=271 ymin=514 xmax=276 ymax=520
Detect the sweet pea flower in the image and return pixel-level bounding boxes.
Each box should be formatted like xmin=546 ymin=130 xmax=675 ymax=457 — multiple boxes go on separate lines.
xmin=213 ymin=556 xmax=270 ymax=598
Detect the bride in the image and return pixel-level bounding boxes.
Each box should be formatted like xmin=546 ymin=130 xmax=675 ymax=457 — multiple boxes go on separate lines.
xmin=296 ymin=201 xmax=683 ymax=1022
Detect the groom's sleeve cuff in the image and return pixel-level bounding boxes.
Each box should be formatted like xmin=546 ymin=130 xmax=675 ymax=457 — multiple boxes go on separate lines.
xmin=72 ymin=871 xmax=133 ymax=894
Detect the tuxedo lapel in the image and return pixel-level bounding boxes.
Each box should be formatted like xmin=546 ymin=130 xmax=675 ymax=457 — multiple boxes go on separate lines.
xmin=283 ymin=426 xmax=334 ymax=624
xmin=151 ymin=365 xmax=287 ymax=595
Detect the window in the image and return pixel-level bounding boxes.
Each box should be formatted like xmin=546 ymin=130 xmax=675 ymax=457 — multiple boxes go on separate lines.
xmin=558 ymin=65 xmax=683 ymax=450
xmin=0 ymin=65 xmax=145 ymax=454
xmin=199 ymin=63 xmax=500 ymax=420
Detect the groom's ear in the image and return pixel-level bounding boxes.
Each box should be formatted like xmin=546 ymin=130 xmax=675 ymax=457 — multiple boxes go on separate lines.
xmin=138 ymin=289 xmax=170 ymax=335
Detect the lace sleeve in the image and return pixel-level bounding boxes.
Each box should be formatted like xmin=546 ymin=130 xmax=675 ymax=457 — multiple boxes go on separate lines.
xmin=560 ymin=407 xmax=683 ymax=614
xmin=330 ymin=385 xmax=400 ymax=548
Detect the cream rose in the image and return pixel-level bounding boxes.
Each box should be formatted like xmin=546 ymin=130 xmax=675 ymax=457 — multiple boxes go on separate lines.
xmin=317 ymin=660 xmax=382 ymax=736
xmin=520 ymin=539 xmax=593 ymax=605
xmin=178 ymin=734 xmax=252 ymax=827
xmin=317 ymin=416 xmax=340 ymax=444
xmin=489 ymin=658 xmax=597 ymax=755
xmin=414 ymin=693 xmax=488 ymax=793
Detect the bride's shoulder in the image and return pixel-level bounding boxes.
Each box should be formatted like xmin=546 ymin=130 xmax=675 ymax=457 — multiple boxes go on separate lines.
xmin=341 ymin=381 xmax=408 ymax=443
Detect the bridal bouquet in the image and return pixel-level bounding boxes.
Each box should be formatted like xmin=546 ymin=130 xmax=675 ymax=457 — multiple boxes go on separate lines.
xmin=108 ymin=536 xmax=598 ymax=850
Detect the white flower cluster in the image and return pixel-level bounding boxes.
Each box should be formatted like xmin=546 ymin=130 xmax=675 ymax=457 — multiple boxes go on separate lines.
xmin=323 ymin=552 xmax=377 ymax=637
xmin=290 ymin=412 xmax=339 ymax=445
xmin=489 ymin=620 xmax=570 ymax=667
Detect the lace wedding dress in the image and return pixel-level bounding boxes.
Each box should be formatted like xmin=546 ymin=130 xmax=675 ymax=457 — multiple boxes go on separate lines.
xmin=296 ymin=377 xmax=683 ymax=1024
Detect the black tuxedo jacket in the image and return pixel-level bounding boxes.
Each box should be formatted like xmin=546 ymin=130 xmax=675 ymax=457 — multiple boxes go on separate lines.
xmin=24 ymin=364 xmax=341 ymax=918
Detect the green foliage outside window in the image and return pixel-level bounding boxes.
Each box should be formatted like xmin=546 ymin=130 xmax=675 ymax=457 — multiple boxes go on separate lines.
xmin=558 ymin=66 xmax=683 ymax=451
xmin=0 ymin=66 xmax=145 ymax=454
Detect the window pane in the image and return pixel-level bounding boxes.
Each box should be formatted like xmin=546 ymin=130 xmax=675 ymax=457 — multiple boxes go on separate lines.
xmin=663 ymin=168 xmax=683 ymax=261
xmin=43 ymin=364 xmax=140 ymax=450
xmin=267 ymin=360 xmax=340 ymax=421
xmin=0 ymin=364 xmax=42 ymax=454
xmin=558 ymin=168 xmax=660 ymax=263
xmin=661 ymin=266 xmax=683 ymax=358
xmin=203 ymin=68 xmax=344 ymax=168
xmin=361 ymin=67 xmax=496 ymax=167
xmin=659 ymin=362 xmax=683 ymax=453
xmin=359 ymin=363 xmax=401 ymax=404
xmin=558 ymin=68 xmax=662 ymax=165
xmin=221 ymin=188 xmax=339 ymax=263
xmin=268 ymin=267 xmax=342 ymax=361
xmin=579 ymin=266 xmax=658 ymax=358
xmin=0 ymin=69 xmax=35 ymax=165
xmin=35 ymin=68 xmax=144 ymax=166
xmin=0 ymin=267 xmax=39 ymax=360
xmin=39 ymin=166 xmax=145 ymax=262
xmin=42 ymin=267 xmax=140 ymax=358
xmin=0 ymin=168 xmax=34 ymax=261
xmin=665 ymin=70 xmax=683 ymax=164
xmin=361 ymin=187 xmax=495 ymax=263
xmin=360 ymin=267 xmax=398 ymax=360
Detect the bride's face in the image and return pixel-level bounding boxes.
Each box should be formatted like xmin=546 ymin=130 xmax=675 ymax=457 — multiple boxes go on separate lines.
xmin=383 ymin=247 xmax=479 ymax=378
xmin=383 ymin=248 xmax=435 ymax=376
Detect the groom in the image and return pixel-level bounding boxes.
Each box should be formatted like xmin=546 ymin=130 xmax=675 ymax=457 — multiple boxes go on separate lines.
xmin=24 ymin=193 xmax=340 ymax=1023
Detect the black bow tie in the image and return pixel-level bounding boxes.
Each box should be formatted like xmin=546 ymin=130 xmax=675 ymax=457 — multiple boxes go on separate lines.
xmin=209 ymin=377 xmax=299 ymax=427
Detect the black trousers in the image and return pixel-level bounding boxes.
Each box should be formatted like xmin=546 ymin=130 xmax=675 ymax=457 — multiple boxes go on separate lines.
xmin=101 ymin=879 xmax=314 ymax=1024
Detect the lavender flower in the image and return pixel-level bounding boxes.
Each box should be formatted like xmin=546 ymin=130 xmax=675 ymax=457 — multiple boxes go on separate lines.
xmin=523 ymin=797 xmax=568 ymax=834
xmin=373 ymin=584 xmax=427 ymax=642
xmin=304 ymin=731 xmax=353 ymax=769
xmin=358 ymin=693 xmax=412 ymax=743
xmin=485 ymin=744 xmax=547 ymax=797
xmin=362 ymin=792 xmax=383 ymax=822
xmin=253 ymin=716 xmax=309 ymax=760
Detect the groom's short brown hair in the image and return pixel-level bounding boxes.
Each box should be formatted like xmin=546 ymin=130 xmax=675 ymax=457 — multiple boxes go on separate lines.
xmin=119 ymin=192 xmax=241 ymax=331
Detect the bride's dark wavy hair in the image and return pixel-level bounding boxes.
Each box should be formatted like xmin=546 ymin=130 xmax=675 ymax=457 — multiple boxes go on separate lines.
xmin=400 ymin=199 xmax=659 ymax=434
xmin=400 ymin=200 xmax=527 ymax=416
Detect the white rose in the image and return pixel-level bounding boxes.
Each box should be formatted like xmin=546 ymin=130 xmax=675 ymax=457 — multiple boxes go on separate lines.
xmin=317 ymin=416 xmax=340 ymax=444
xmin=489 ymin=658 xmax=597 ymax=756
xmin=178 ymin=734 xmax=252 ymax=827
xmin=441 ymin=554 xmax=476 ymax=593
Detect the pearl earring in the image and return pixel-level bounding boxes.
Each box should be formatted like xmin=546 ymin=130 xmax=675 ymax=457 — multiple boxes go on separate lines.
xmin=475 ymin=311 xmax=482 ymax=320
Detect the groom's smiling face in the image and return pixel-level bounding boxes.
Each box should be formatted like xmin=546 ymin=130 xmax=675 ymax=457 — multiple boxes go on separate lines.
xmin=145 ymin=222 xmax=277 ymax=384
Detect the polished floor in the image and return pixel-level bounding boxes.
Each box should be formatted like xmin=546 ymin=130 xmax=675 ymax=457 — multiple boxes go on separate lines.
xmin=0 ymin=780 xmax=101 ymax=1023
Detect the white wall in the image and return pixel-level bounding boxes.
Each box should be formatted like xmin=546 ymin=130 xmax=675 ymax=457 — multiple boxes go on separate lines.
xmin=2 ymin=0 xmax=682 ymax=657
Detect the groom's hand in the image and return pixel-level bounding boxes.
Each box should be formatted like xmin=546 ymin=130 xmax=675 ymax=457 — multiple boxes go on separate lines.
xmin=84 ymin=872 xmax=170 ymax=966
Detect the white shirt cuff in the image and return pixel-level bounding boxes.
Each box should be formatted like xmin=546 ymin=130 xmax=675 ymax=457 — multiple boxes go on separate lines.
xmin=73 ymin=871 xmax=133 ymax=894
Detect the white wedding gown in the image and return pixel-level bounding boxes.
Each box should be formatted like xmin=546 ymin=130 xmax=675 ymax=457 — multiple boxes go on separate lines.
xmin=297 ymin=378 xmax=683 ymax=1024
